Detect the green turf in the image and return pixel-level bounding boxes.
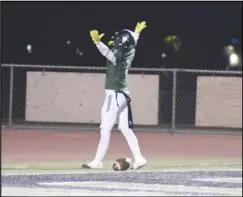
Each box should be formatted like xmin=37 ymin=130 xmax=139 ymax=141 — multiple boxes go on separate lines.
xmin=2 ymin=157 xmax=242 ymax=173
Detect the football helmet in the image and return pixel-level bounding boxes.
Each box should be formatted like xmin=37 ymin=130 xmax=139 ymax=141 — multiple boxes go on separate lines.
xmin=112 ymin=29 xmax=136 ymax=51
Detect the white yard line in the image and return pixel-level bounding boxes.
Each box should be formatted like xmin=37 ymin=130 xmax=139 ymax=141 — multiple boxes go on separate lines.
xmin=2 ymin=183 xmax=242 ymax=197
xmin=1 ymin=187 xmax=168 ymax=196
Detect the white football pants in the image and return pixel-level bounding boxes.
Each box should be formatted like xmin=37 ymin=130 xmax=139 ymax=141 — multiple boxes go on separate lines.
xmin=92 ymin=90 xmax=144 ymax=163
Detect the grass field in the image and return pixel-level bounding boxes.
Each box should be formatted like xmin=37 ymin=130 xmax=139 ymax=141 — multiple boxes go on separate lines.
xmin=2 ymin=157 xmax=242 ymax=173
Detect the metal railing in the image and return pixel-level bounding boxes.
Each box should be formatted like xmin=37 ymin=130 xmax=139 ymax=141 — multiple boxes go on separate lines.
xmin=1 ymin=63 xmax=242 ymax=135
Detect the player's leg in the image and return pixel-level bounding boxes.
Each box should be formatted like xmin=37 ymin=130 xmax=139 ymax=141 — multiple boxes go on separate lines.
xmin=118 ymin=95 xmax=147 ymax=170
xmin=82 ymin=91 xmax=123 ymax=169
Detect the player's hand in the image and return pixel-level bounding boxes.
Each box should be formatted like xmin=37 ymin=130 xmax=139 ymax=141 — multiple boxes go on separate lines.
xmin=108 ymin=40 xmax=114 ymax=46
xmin=134 ymin=21 xmax=147 ymax=34
xmin=90 ymin=30 xmax=105 ymax=45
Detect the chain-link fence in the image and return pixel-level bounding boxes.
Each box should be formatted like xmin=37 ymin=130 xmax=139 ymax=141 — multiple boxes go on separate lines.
xmin=1 ymin=64 xmax=242 ymax=135
xmin=173 ymin=70 xmax=242 ymax=135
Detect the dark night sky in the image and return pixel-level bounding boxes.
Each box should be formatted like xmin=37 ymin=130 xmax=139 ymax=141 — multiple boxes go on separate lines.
xmin=1 ymin=1 xmax=242 ymax=69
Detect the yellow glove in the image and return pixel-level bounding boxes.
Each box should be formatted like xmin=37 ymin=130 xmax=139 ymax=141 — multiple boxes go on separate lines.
xmin=134 ymin=21 xmax=147 ymax=34
xmin=108 ymin=40 xmax=114 ymax=46
xmin=90 ymin=30 xmax=105 ymax=45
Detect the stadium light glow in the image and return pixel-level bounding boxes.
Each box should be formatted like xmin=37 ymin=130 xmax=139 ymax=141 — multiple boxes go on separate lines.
xmin=229 ymin=53 xmax=240 ymax=67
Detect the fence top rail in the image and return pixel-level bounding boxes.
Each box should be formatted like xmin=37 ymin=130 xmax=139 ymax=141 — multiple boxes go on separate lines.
xmin=2 ymin=63 xmax=242 ymax=75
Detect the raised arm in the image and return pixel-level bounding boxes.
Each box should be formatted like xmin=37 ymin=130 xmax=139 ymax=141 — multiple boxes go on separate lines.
xmin=96 ymin=41 xmax=117 ymax=65
xmin=107 ymin=21 xmax=147 ymax=47
xmin=90 ymin=30 xmax=117 ymax=65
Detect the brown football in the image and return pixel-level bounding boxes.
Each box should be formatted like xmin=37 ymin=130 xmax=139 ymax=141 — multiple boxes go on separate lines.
xmin=112 ymin=157 xmax=132 ymax=171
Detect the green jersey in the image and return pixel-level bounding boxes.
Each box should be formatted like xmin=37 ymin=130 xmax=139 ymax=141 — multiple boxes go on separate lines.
xmin=105 ymin=47 xmax=135 ymax=91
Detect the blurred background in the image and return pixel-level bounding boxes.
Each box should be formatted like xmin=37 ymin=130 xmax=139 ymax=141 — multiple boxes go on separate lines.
xmin=1 ymin=1 xmax=242 ymax=70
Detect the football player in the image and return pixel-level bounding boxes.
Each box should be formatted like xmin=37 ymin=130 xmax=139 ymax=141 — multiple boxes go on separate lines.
xmin=82 ymin=21 xmax=147 ymax=170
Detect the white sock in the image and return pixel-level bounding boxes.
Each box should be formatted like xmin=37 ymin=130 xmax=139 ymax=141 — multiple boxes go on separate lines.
xmin=120 ymin=128 xmax=144 ymax=161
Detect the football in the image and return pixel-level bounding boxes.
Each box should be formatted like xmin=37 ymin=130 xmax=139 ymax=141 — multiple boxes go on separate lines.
xmin=112 ymin=157 xmax=132 ymax=171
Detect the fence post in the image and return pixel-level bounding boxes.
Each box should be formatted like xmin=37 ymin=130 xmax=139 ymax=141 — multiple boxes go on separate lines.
xmin=171 ymin=70 xmax=177 ymax=131
xmin=8 ymin=66 xmax=14 ymax=128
